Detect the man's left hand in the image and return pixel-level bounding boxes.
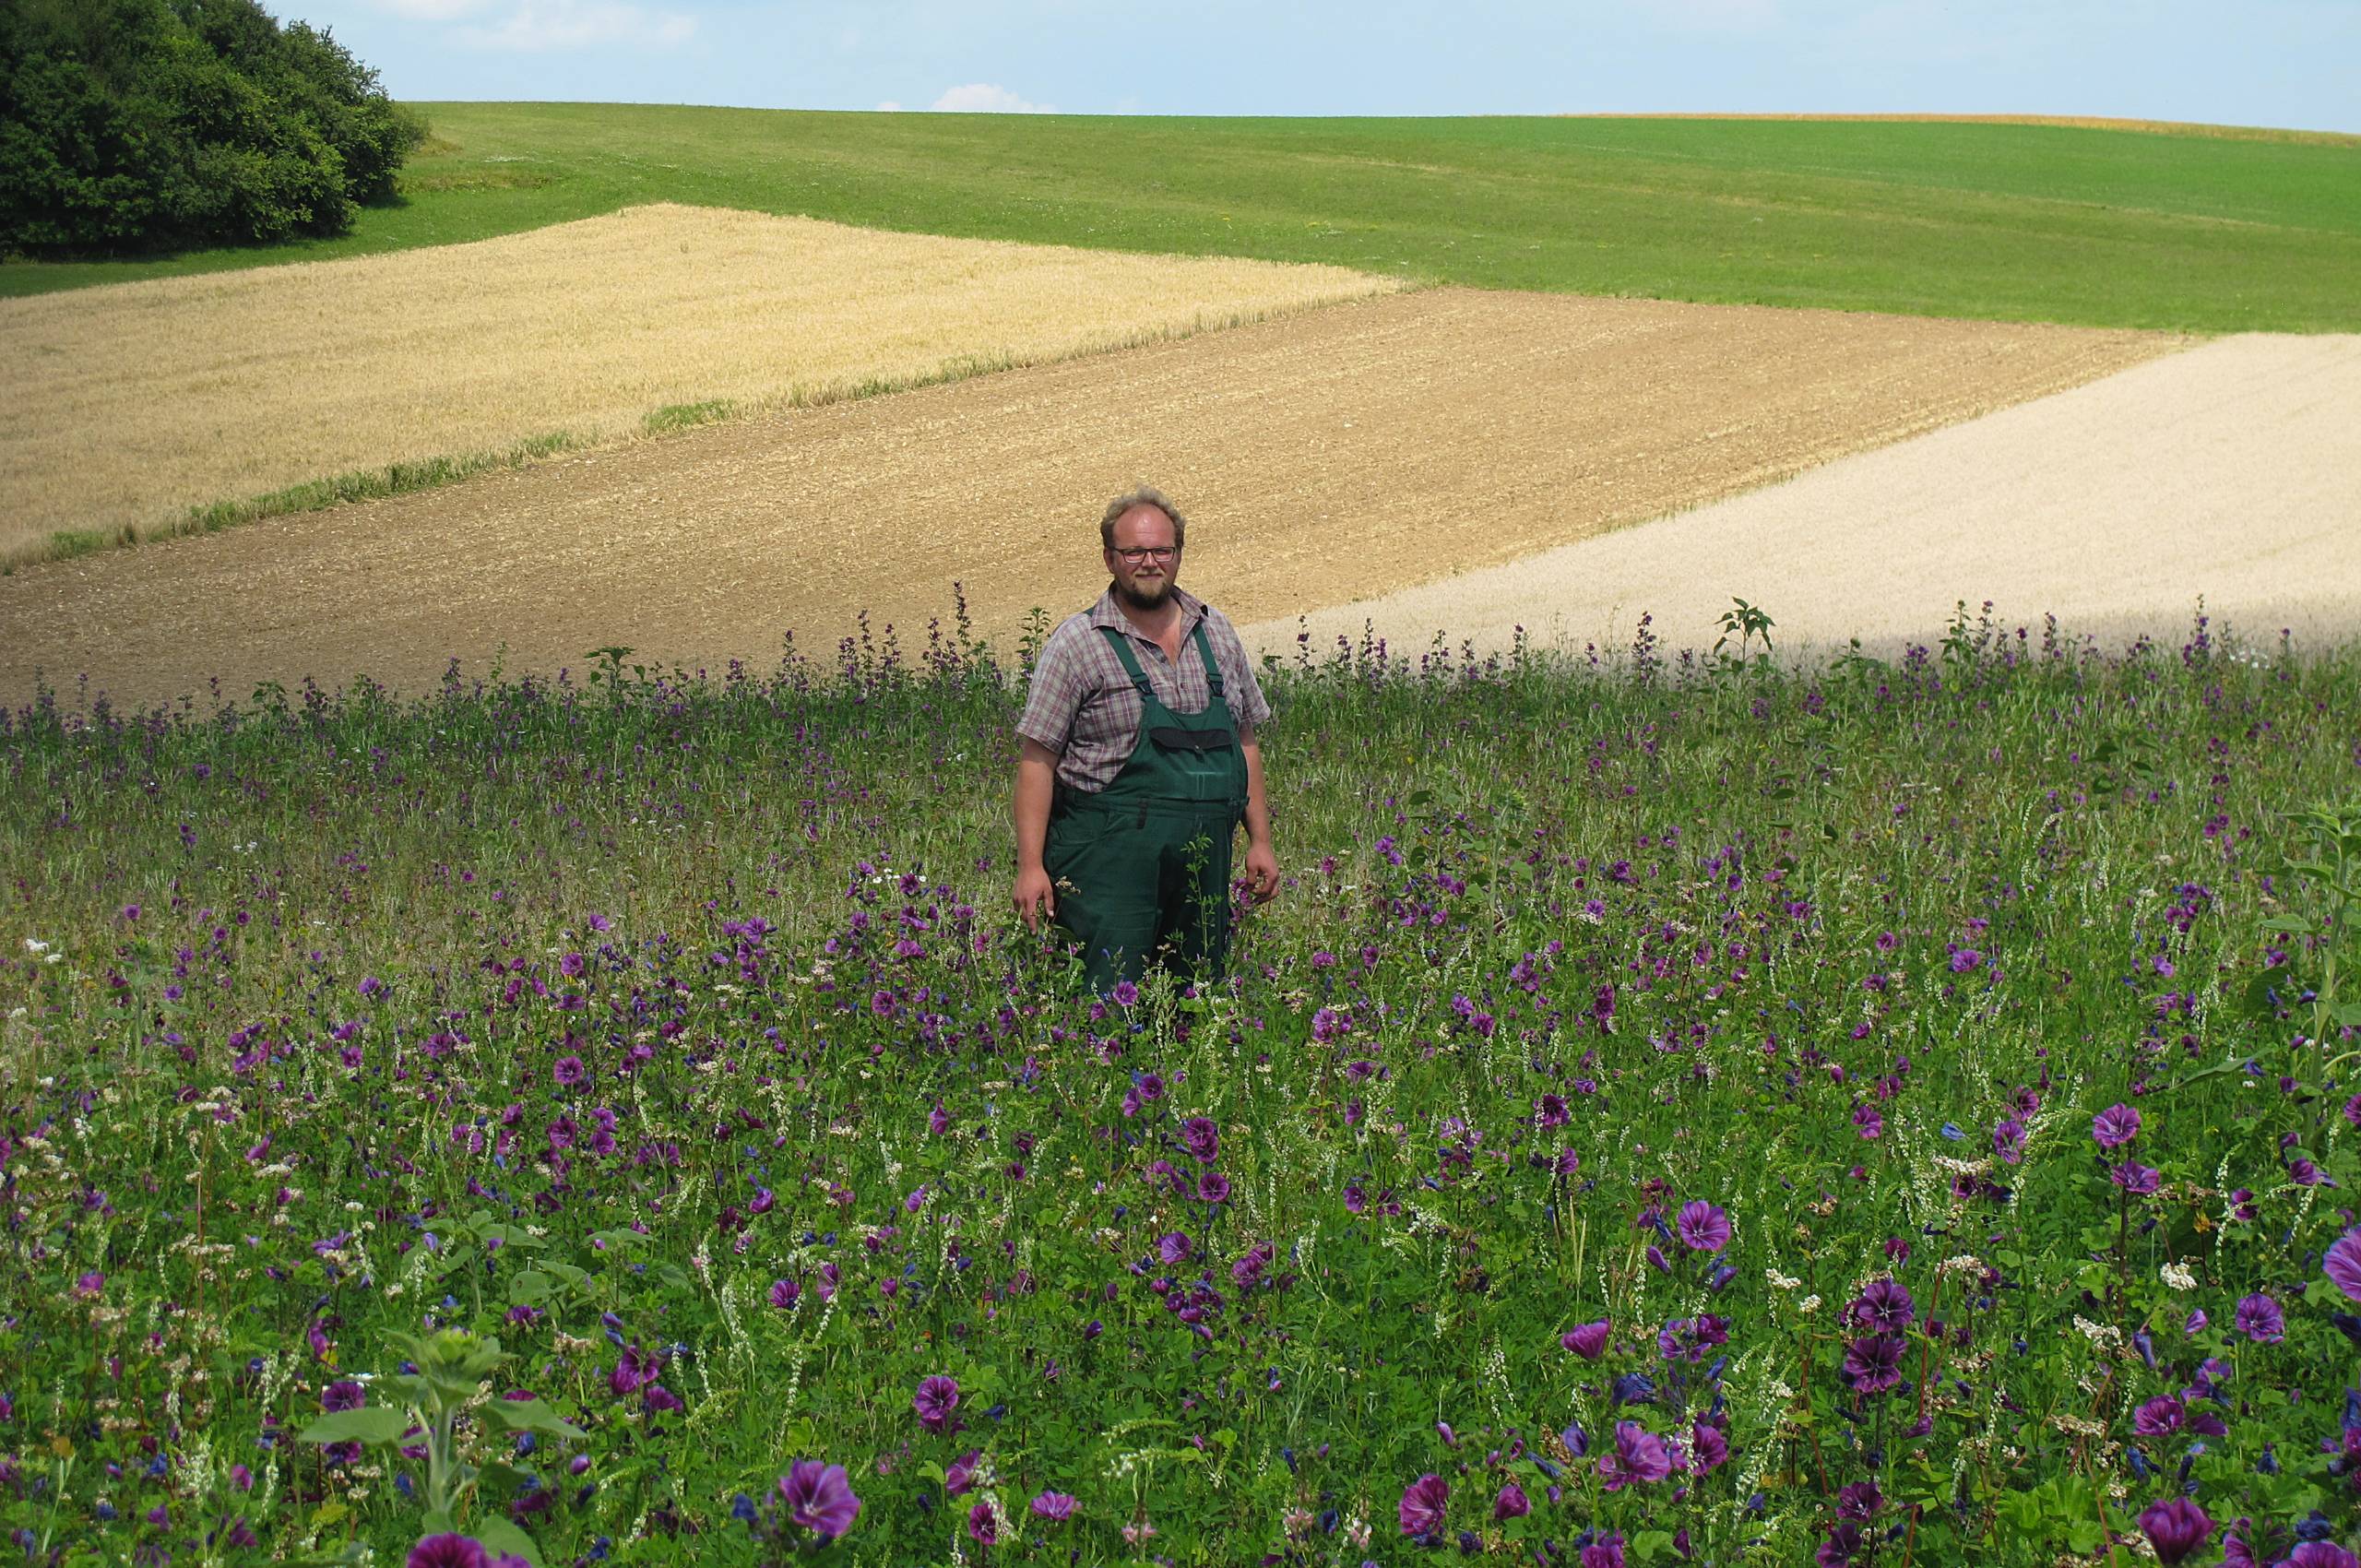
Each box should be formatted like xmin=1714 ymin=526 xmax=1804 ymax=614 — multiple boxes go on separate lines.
xmin=1244 ymin=842 xmax=1280 ymax=905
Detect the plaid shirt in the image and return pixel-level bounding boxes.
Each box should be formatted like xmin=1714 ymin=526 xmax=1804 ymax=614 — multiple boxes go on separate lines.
xmin=1015 ymin=585 xmax=1273 ymax=793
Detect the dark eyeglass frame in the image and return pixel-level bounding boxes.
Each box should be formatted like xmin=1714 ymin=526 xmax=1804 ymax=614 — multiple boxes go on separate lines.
xmin=1110 ymin=546 xmax=1180 ymax=564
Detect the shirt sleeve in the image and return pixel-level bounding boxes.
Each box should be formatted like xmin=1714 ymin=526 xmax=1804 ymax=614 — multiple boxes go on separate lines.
xmin=1014 ymin=618 xmax=1094 ymax=752
xmin=1204 ymin=609 xmax=1273 ymax=729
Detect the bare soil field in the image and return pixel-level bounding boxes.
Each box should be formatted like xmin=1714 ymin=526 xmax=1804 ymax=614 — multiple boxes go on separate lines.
xmin=0 ymin=288 xmax=2172 ymax=707
xmin=1245 ymin=333 xmax=2361 ymax=664
xmin=0 ymin=204 xmax=1392 ymax=562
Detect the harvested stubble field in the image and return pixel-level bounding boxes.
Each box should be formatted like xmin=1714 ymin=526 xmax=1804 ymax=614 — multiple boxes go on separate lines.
xmin=0 ymin=203 xmax=1393 ymax=563
xmin=0 ymin=288 xmax=2170 ymax=707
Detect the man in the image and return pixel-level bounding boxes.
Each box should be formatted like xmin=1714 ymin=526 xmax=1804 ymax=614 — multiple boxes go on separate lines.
xmin=1012 ymin=486 xmax=1279 ymax=991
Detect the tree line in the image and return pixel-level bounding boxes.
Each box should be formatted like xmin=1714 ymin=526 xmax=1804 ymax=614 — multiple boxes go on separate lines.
xmin=1 ymin=0 xmax=423 ymax=256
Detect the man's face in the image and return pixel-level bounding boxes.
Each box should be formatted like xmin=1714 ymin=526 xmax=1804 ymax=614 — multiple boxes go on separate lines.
xmin=1106 ymin=505 xmax=1180 ymax=611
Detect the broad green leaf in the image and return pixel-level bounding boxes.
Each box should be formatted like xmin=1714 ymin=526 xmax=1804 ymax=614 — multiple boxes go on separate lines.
xmin=484 ymin=1397 xmax=587 ymax=1441
xmin=473 ymin=1516 xmax=542 ymax=1567
xmin=298 ymin=1408 xmax=413 ymax=1446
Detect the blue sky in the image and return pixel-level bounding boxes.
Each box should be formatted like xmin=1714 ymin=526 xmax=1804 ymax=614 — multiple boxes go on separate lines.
xmin=290 ymin=0 xmax=2358 ymax=134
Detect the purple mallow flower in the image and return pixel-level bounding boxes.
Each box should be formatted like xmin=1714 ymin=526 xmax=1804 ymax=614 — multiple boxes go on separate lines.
xmin=1398 ymin=1473 xmax=1448 ymax=1536
xmin=1843 ymin=1333 xmax=1906 ymax=1396
xmin=777 ymin=1461 xmax=860 ymax=1538
xmin=2324 ymin=1229 xmax=2361 ymax=1304
xmin=1030 ymin=1491 xmax=1076 ymax=1521
xmin=1675 ymin=1201 xmax=1731 ymax=1253
xmin=912 ymin=1374 xmax=960 ymax=1433
xmin=2234 ymin=1293 xmax=2284 ymax=1344
xmin=1602 ymin=1420 xmax=1671 ymax=1489
xmin=407 ymin=1538 xmax=487 ymax=1568
xmin=2092 ymin=1103 xmax=2142 ymax=1149
xmin=1561 ymin=1320 xmax=1612 ymax=1360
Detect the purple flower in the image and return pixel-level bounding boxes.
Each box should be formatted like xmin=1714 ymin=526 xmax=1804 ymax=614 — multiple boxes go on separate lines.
xmin=1817 ymin=1522 xmax=1864 ymax=1567
xmin=2324 ymin=1229 xmax=2361 ymax=1303
xmin=1836 ymin=1480 xmax=1883 ymax=1519
xmin=1606 ymin=1420 xmax=1672 ymax=1487
xmin=944 ymin=1450 xmax=981 ymax=1495
xmin=966 ymin=1500 xmax=998 ymax=1545
xmin=1157 ymin=1231 xmax=1192 ymax=1265
xmin=322 ymin=1380 xmax=366 ymax=1411
xmin=1846 ymin=1278 xmax=1915 ymax=1332
xmin=1492 ymin=1481 xmax=1529 ymax=1521
xmin=2286 ymin=1545 xmax=2361 ymax=1568
xmin=1581 ymin=1534 xmax=1626 ymax=1568
xmin=1843 ymin=1333 xmax=1906 ymax=1396
xmin=1992 ymin=1116 xmax=2026 ymax=1164
xmin=913 ymin=1374 xmax=961 ymax=1433
xmin=2234 ymin=1293 xmax=2284 ymax=1344
xmin=1397 ymin=1473 xmax=1449 ymax=1537
xmin=1675 ymin=1201 xmax=1731 ymax=1253
xmin=2111 ymin=1161 xmax=2162 ymax=1194
xmin=74 ymin=1270 xmax=102 ymax=1298
xmin=1109 ymin=980 xmax=1139 ymax=1007
xmin=1560 ymin=1320 xmax=1612 ymax=1360
xmin=2093 ymin=1103 xmax=2142 ymax=1149
xmin=1197 ymin=1171 xmax=1231 ymax=1204
xmin=407 ymin=1538 xmax=487 ymax=1568
xmin=1030 ymin=1491 xmax=1076 ymax=1521
xmin=777 ymin=1461 xmax=861 ymax=1539
xmin=2132 ymin=1396 xmax=2186 ymax=1436
xmin=1180 ymin=1117 xmax=1220 ymax=1163
xmin=768 ymin=1278 xmax=800 ymax=1310
xmin=1690 ymin=1420 xmax=1730 ymax=1471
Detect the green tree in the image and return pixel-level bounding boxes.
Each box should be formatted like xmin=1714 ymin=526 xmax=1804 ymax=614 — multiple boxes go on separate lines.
xmin=0 ymin=0 xmax=424 ymax=255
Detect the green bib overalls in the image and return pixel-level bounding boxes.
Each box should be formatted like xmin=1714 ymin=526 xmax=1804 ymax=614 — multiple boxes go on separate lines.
xmin=1046 ymin=622 xmax=1251 ymax=992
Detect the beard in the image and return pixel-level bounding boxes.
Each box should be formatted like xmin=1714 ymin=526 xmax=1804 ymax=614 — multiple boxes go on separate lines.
xmin=1113 ymin=576 xmax=1171 ymax=611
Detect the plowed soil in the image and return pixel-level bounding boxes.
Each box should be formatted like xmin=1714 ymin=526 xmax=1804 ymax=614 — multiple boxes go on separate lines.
xmin=0 ymin=288 xmax=2174 ymax=707
xmin=1245 ymin=332 xmax=2361 ymax=663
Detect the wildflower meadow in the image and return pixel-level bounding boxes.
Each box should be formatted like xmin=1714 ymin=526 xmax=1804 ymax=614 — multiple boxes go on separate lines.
xmin=4 ymin=604 xmax=2359 ymax=1568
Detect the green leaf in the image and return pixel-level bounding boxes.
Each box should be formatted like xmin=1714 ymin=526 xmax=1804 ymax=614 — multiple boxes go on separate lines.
xmin=508 ymin=1271 xmax=552 ymax=1307
xmin=472 ymin=1516 xmax=542 ymax=1567
xmin=297 ymin=1408 xmax=413 ymax=1446
xmin=483 ymin=1397 xmax=587 ymax=1441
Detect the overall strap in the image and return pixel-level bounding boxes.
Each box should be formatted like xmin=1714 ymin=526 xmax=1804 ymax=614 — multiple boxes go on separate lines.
xmin=1190 ymin=622 xmax=1227 ymax=698
xmin=1097 ymin=625 xmax=1157 ymax=702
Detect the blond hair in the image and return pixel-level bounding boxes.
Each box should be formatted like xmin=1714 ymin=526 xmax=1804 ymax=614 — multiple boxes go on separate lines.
xmin=1099 ymin=486 xmax=1188 ymax=551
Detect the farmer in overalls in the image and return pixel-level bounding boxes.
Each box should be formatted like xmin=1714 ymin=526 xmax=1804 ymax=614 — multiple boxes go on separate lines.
xmin=1013 ymin=487 xmax=1280 ymax=991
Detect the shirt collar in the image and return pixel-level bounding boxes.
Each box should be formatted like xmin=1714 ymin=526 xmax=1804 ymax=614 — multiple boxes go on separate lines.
xmin=1088 ymin=583 xmax=1205 ymax=641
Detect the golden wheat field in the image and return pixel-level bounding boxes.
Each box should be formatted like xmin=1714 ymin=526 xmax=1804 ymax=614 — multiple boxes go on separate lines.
xmin=0 ymin=204 xmax=1395 ymax=563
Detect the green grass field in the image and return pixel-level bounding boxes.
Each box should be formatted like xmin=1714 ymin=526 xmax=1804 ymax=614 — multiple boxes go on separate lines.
xmin=6 ymin=106 xmax=2357 ymax=330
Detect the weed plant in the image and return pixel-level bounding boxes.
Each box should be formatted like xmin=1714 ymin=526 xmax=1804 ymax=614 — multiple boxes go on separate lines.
xmin=2 ymin=606 xmax=2358 ymax=1566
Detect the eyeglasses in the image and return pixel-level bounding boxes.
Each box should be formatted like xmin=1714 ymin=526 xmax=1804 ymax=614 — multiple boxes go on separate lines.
xmin=1111 ymin=546 xmax=1180 ymax=564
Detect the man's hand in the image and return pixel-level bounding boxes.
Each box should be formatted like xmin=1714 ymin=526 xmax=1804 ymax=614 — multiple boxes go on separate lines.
xmin=1014 ymin=863 xmax=1057 ymax=930
xmin=1243 ymin=841 xmax=1280 ymax=905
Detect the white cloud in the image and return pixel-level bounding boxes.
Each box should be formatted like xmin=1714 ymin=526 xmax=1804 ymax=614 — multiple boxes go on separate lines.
xmin=929 ymin=83 xmax=1057 ymax=113
xmin=378 ymin=0 xmax=492 ymax=18
xmin=456 ymin=0 xmax=694 ymax=51
xmin=875 ymin=100 xmax=904 ymax=112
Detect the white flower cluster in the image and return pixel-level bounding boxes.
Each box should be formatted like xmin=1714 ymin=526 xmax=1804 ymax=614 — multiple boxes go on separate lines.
xmin=2160 ymin=1260 xmax=2198 ymax=1290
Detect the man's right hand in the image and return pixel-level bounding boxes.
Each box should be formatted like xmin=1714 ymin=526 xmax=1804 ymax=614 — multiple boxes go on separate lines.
xmin=1013 ymin=864 xmax=1057 ymax=931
